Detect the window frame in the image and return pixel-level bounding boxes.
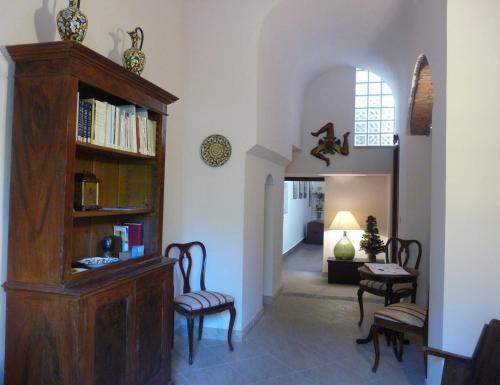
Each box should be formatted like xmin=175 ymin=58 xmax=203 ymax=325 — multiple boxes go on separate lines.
xmin=354 ymin=68 xmax=396 ymax=147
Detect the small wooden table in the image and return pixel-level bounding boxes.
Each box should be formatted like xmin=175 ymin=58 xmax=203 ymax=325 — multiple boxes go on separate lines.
xmin=356 ymin=264 xmax=419 ymax=344
xmin=327 ymin=257 xmax=385 ymax=285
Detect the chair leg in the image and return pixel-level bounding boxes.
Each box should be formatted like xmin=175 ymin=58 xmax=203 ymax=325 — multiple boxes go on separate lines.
xmin=198 ymin=316 xmax=204 ymax=341
xmin=171 ymin=311 xmax=175 ymax=348
xmin=372 ymin=324 xmax=380 ymax=373
xmin=411 ymin=291 xmax=417 ymax=303
xmin=187 ymin=317 xmax=195 ymax=365
xmin=397 ymin=332 xmax=404 ymax=362
xmin=357 ymin=288 xmax=365 ymax=326
xmin=391 ymin=332 xmax=398 ymax=357
xmin=227 ymin=305 xmax=236 ymax=351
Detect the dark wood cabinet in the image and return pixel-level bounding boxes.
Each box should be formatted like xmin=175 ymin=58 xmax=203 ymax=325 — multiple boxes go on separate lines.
xmin=3 ymin=42 xmax=178 ymax=385
xmin=305 ymin=220 xmax=324 ymax=244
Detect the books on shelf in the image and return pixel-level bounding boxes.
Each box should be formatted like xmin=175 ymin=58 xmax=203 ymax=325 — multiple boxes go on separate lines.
xmin=113 ymin=225 xmax=129 ymax=252
xmin=114 ymin=223 xmax=145 ymax=258
xmin=76 ymin=98 xmax=157 ymax=156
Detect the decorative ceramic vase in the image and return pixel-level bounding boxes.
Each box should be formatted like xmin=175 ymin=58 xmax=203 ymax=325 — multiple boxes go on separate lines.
xmin=123 ymin=27 xmax=146 ymax=76
xmin=56 ymin=0 xmax=88 ymax=43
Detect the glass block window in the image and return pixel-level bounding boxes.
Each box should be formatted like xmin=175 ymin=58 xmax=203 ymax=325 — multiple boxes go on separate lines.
xmin=354 ymin=68 xmax=395 ymax=147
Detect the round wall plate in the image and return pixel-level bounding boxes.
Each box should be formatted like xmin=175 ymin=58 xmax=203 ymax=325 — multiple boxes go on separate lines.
xmin=200 ymin=134 xmax=232 ymax=167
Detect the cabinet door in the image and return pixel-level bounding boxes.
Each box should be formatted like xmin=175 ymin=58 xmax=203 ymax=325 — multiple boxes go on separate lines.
xmin=135 ymin=267 xmax=173 ymax=385
xmin=82 ymin=283 xmax=135 ymax=385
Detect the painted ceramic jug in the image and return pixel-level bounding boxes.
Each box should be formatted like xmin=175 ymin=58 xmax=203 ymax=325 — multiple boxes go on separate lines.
xmin=123 ymin=27 xmax=146 ymax=76
xmin=56 ymin=0 xmax=88 ymax=42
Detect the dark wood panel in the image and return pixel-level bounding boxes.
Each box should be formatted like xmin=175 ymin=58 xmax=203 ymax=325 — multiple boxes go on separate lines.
xmin=7 ymin=75 xmax=75 ymax=284
xmin=95 ymin=299 xmax=128 ymax=385
xmin=136 ymin=276 xmax=164 ymax=383
xmin=4 ymin=291 xmax=79 ymax=385
xmin=83 ymin=283 xmax=135 ymax=385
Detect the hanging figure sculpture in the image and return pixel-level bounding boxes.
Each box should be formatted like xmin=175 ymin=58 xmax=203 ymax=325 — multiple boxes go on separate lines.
xmin=310 ymin=122 xmax=350 ymax=166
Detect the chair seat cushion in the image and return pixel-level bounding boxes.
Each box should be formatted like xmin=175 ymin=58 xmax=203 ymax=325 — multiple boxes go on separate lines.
xmin=375 ymin=303 xmax=427 ymax=328
xmin=174 ymin=290 xmax=234 ymax=312
xmin=360 ymin=279 xmax=414 ymax=293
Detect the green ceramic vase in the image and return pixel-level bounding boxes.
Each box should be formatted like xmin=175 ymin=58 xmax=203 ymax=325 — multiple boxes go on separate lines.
xmin=123 ymin=27 xmax=146 ymax=76
xmin=56 ymin=0 xmax=88 ymax=43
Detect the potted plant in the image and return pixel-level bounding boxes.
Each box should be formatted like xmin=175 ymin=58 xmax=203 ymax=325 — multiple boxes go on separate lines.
xmin=359 ymin=215 xmax=385 ymax=262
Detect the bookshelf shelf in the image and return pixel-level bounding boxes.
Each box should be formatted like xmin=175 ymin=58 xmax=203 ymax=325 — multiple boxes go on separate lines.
xmin=4 ymin=41 xmax=178 ymax=385
xmin=76 ymin=142 xmax=156 ymax=160
xmin=73 ymin=207 xmax=153 ymax=218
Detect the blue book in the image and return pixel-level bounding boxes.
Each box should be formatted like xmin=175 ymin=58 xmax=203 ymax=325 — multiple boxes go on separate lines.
xmin=77 ymin=99 xmax=85 ymax=142
xmin=83 ymin=101 xmax=92 ymax=143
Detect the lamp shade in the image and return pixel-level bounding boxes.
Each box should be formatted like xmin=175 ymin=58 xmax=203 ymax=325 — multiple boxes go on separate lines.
xmin=329 ymin=211 xmax=360 ymax=231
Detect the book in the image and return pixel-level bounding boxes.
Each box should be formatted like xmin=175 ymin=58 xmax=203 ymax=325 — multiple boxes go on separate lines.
xmin=77 ymin=96 xmax=85 ymax=142
xmin=118 ymin=105 xmax=137 ymax=152
xmin=93 ymin=100 xmax=107 ymax=146
xmin=113 ymin=225 xmax=129 ymax=252
xmin=82 ymin=99 xmax=94 ymax=143
xmin=147 ymin=119 xmax=157 ymax=156
xmin=124 ymin=222 xmax=143 ymax=247
xmin=83 ymin=98 xmax=96 ymax=144
xmin=130 ymin=245 xmax=145 ymax=258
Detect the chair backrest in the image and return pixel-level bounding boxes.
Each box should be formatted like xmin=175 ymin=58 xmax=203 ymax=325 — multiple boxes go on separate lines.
xmin=469 ymin=319 xmax=500 ymax=385
xmin=165 ymin=241 xmax=207 ymax=294
xmin=384 ymin=237 xmax=422 ymax=270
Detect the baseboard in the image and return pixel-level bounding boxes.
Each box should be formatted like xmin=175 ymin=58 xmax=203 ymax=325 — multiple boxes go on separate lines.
xmin=241 ymin=307 xmax=265 ymax=338
xmin=263 ymin=285 xmax=283 ymax=305
xmin=283 ymin=239 xmax=304 ymax=257
xmin=173 ymin=308 xmax=265 ymax=342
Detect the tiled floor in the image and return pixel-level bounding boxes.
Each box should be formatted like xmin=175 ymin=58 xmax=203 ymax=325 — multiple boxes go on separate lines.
xmin=172 ymin=244 xmax=425 ymax=385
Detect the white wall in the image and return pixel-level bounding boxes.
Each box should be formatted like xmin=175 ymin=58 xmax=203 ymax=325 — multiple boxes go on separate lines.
xmin=180 ymin=0 xmax=281 ymax=332
xmin=0 ymin=0 xmax=184 ymax=380
xmin=444 ymin=0 xmax=500 ymax=357
xmin=287 ymin=67 xmax=393 ymax=176
xmin=323 ymin=175 xmax=390 ymax=271
xmin=282 ymin=181 xmax=310 ymax=253
xmin=367 ymin=1 xmax=446 ymax=383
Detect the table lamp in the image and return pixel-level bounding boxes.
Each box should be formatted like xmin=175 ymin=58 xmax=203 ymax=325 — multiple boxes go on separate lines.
xmin=329 ymin=211 xmax=361 ymax=260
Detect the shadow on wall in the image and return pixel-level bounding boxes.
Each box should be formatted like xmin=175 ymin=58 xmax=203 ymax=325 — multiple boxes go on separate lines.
xmin=108 ymin=29 xmax=126 ymax=64
xmin=34 ymin=0 xmax=57 ymax=42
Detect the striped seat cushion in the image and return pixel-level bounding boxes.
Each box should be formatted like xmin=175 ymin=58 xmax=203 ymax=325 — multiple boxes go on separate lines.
xmin=360 ymin=279 xmax=414 ymax=293
xmin=174 ymin=290 xmax=234 ymax=311
xmin=375 ymin=303 xmax=427 ymax=328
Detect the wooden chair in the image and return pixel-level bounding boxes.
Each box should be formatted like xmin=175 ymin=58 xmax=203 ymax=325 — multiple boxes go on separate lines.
xmin=424 ymin=319 xmax=500 ymax=385
xmin=166 ymin=241 xmax=236 ymax=364
xmin=358 ymin=237 xmax=422 ymax=326
xmin=371 ymin=302 xmax=428 ymax=372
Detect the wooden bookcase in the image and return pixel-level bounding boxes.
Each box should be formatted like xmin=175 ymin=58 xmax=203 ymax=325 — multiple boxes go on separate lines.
xmin=4 ymin=42 xmax=178 ymax=385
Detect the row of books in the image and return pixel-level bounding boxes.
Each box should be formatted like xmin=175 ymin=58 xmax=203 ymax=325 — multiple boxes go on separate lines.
xmin=76 ymin=93 xmax=157 ymax=156
xmin=113 ymin=223 xmax=145 ymax=258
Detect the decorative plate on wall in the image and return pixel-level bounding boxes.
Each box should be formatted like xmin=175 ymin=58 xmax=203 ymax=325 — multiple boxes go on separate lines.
xmin=200 ymin=134 xmax=232 ymax=167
